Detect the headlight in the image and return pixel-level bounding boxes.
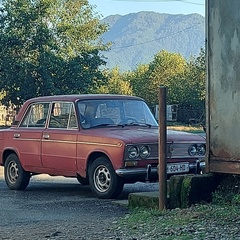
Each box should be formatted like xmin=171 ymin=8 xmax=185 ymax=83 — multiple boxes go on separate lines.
xmin=188 ymin=144 xmax=197 ymax=156
xmin=127 ymin=145 xmax=152 ymax=159
xmin=139 ymin=145 xmax=150 ymax=158
xmin=197 ymin=144 xmax=206 ymax=156
xmin=128 ymin=146 xmax=139 ymax=159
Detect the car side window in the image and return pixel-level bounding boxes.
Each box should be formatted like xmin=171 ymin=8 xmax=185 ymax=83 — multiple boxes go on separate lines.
xmin=49 ymin=102 xmax=77 ymax=129
xmin=19 ymin=102 xmax=50 ymax=128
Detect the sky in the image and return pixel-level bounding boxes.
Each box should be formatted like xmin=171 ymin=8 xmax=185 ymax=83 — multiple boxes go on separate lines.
xmin=88 ymin=0 xmax=205 ymax=18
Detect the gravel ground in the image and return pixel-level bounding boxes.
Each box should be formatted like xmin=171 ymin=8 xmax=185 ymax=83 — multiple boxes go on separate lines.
xmin=2 ymin=203 xmax=239 ymax=240
xmin=1 ymin=168 xmax=240 ymax=240
xmin=0 ymin=202 xmax=129 ymax=240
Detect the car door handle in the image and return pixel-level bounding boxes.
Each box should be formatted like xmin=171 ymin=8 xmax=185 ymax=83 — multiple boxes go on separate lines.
xmin=13 ymin=133 xmax=20 ymax=138
xmin=43 ymin=134 xmax=50 ymax=139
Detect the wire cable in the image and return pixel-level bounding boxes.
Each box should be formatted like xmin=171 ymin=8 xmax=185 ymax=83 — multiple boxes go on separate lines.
xmin=112 ymin=0 xmax=204 ymax=6
xmin=109 ymin=20 xmax=205 ymax=50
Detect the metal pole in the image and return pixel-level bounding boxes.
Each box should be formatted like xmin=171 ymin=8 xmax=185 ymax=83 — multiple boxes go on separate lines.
xmin=158 ymin=86 xmax=167 ymax=210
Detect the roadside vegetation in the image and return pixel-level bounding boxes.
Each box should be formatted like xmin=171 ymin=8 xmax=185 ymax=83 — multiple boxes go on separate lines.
xmin=167 ymin=122 xmax=205 ymax=134
xmin=112 ymin=175 xmax=240 ymax=239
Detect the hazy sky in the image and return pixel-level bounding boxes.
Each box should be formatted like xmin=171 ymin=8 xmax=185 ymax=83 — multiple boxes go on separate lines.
xmin=88 ymin=0 xmax=205 ymax=18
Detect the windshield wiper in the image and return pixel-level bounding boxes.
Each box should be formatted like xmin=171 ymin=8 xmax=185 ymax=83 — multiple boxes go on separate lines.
xmin=90 ymin=123 xmax=152 ymax=129
xmin=122 ymin=123 xmax=152 ymax=128
xmin=90 ymin=123 xmax=124 ymax=128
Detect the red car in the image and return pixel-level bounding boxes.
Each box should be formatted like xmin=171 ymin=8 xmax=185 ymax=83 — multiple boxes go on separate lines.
xmin=0 ymin=94 xmax=205 ymax=199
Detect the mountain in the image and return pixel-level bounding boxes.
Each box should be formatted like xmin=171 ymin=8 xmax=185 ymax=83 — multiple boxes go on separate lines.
xmin=101 ymin=11 xmax=205 ymax=71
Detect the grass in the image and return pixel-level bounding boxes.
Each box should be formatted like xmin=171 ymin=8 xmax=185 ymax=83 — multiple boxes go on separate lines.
xmin=167 ymin=122 xmax=205 ymax=133
xmin=114 ymin=203 xmax=240 ymax=239
xmin=112 ymin=175 xmax=240 ymax=239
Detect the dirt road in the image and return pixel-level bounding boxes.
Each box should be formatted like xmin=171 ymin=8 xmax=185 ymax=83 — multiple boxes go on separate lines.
xmin=0 ymin=166 xmax=158 ymax=239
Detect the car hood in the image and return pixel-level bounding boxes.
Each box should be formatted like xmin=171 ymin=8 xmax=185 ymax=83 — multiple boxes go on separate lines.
xmin=84 ymin=127 xmax=205 ymax=144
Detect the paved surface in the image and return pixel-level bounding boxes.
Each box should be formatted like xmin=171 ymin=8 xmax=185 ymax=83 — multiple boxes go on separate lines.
xmin=0 ymin=166 xmax=159 ymax=239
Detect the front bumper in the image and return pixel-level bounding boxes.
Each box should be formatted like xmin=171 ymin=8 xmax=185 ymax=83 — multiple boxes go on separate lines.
xmin=115 ymin=160 xmax=206 ymax=180
xmin=116 ymin=165 xmax=158 ymax=180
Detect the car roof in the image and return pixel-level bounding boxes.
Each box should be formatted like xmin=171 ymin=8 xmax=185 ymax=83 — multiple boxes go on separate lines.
xmin=13 ymin=94 xmax=145 ymax=124
xmin=24 ymin=94 xmax=144 ymax=103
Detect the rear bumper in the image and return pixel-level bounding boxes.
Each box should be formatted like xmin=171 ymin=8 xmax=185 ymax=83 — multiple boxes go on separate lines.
xmin=115 ymin=160 xmax=205 ymax=180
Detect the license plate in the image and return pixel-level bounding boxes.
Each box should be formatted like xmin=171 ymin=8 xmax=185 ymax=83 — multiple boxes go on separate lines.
xmin=167 ymin=162 xmax=189 ymax=174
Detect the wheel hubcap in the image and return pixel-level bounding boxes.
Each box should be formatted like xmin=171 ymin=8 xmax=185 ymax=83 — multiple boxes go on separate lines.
xmin=7 ymin=161 xmax=19 ymax=184
xmin=93 ymin=165 xmax=111 ymax=193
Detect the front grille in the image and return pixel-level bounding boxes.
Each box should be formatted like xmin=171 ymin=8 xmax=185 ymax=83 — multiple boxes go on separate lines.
xmin=124 ymin=142 xmax=205 ymax=160
xmin=170 ymin=143 xmax=205 ymax=158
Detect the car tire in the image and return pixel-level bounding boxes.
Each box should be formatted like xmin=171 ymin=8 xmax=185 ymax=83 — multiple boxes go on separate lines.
xmin=89 ymin=157 xmax=124 ymax=199
xmin=76 ymin=175 xmax=89 ymax=185
xmin=4 ymin=153 xmax=30 ymax=190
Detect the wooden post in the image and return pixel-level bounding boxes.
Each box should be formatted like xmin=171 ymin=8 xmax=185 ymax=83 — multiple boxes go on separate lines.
xmin=158 ymin=86 xmax=167 ymax=210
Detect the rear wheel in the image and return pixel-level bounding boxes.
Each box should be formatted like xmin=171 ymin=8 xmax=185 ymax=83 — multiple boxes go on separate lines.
xmin=4 ymin=153 xmax=30 ymax=190
xmin=89 ymin=157 xmax=124 ymax=199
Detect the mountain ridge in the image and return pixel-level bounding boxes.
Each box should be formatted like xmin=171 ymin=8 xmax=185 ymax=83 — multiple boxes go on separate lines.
xmin=101 ymin=11 xmax=205 ymax=71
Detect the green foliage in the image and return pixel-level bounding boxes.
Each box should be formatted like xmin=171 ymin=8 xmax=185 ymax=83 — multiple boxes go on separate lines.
xmin=130 ymin=64 xmax=149 ymax=99
xmin=128 ymin=49 xmax=206 ymax=115
xmin=113 ymin=204 xmax=240 ymax=239
xmin=232 ymin=194 xmax=240 ymax=204
xmin=0 ymin=0 xmax=109 ymax=107
xmin=93 ymin=67 xmax=133 ymax=95
xmin=212 ymin=174 xmax=240 ymax=205
xmin=182 ymin=47 xmax=206 ymax=108
xmin=149 ymin=50 xmax=187 ymax=106
xmin=180 ymin=176 xmax=192 ymax=208
xmin=130 ymin=50 xmax=188 ymax=106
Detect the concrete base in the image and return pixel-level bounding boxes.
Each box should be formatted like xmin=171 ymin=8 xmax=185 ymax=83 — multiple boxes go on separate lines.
xmin=127 ymin=174 xmax=221 ymax=209
xmin=128 ymin=191 xmax=160 ymax=209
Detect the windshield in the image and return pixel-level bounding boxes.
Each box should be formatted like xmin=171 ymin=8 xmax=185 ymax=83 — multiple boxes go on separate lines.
xmin=77 ymin=99 xmax=158 ymax=129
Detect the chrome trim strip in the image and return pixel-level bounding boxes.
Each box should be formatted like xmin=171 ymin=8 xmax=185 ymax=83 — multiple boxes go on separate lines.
xmin=42 ymin=139 xmax=76 ymax=144
xmin=13 ymin=137 xmax=122 ymax=147
xmin=76 ymin=141 xmax=123 ymax=147
xmin=13 ymin=138 xmax=41 ymax=142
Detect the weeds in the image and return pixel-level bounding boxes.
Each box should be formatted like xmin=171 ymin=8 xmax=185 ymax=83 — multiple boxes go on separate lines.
xmin=113 ymin=175 xmax=240 ymax=239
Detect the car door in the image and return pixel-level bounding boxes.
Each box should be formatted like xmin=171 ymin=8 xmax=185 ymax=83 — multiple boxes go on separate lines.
xmin=14 ymin=102 xmax=50 ymax=168
xmin=41 ymin=101 xmax=78 ymax=173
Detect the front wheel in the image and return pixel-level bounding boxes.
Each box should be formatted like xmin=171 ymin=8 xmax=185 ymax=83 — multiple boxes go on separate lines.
xmin=4 ymin=153 xmax=30 ymax=190
xmin=89 ymin=157 xmax=124 ymax=199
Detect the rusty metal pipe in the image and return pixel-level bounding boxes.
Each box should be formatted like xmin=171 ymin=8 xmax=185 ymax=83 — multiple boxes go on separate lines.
xmin=158 ymin=86 xmax=167 ymax=210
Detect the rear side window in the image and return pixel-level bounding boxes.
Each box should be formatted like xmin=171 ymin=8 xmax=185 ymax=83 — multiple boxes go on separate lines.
xmin=20 ymin=102 xmax=50 ymax=128
xmin=49 ymin=102 xmax=78 ymax=129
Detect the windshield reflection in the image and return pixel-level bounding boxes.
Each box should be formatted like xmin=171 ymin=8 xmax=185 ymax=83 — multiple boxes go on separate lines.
xmin=77 ymin=99 xmax=158 ymax=129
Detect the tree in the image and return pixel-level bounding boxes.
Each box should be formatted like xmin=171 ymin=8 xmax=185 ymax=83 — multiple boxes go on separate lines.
xmin=93 ymin=67 xmax=133 ymax=95
xmin=130 ymin=64 xmax=149 ymax=98
xmin=128 ymin=49 xmax=206 ymax=123
xmin=130 ymin=50 xmax=187 ymax=107
xmin=0 ymin=0 xmax=109 ymax=108
xmin=182 ymin=48 xmax=206 ymax=108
